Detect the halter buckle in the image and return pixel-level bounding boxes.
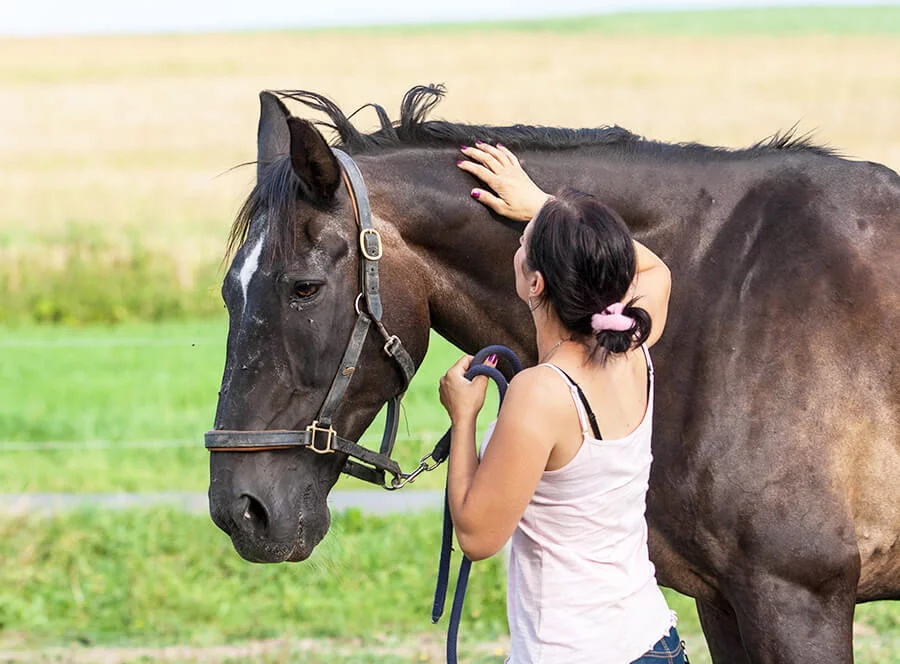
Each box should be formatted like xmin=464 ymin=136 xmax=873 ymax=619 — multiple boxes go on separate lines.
xmin=306 ymin=421 xmax=336 ymax=454
xmin=383 ymin=335 xmax=401 ymax=357
xmin=359 ymin=229 xmax=383 ymax=261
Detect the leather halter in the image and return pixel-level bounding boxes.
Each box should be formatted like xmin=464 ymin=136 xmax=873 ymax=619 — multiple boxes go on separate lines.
xmin=205 ymin=148 xmax=420 ymax=489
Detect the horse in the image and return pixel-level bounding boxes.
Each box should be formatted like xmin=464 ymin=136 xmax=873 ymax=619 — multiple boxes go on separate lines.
xmin=207 ymin=85 xmax=900 ymax=663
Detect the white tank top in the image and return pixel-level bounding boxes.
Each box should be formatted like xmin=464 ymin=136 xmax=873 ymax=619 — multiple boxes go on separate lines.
xmin=481 ymin=346 xmax=675 ymax=664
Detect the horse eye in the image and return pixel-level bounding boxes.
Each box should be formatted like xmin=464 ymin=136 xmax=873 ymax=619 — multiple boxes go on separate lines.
xmin=294 ymin=282 xmax=320 ymax=299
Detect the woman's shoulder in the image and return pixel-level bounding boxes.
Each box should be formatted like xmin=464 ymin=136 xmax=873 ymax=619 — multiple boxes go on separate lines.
xmin=498 ymin=365 xmax=574 ymax=430
xmin=510 ymin=363 xmax=569 ymax=387
xmin=533 ymin=347 xmax=650 ymax=397
xmin=505 ymin=364 xmax=573 ymax=406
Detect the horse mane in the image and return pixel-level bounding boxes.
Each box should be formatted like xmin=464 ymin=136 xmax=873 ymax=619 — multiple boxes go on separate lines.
xmin=227 ymin=85 xmax=837 ymax=259
xmin=275 ymin=84 xmax=838 ymax=159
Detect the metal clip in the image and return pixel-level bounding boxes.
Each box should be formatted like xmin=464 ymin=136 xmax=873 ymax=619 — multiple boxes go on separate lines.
xmin=383 ymin=451 xmax=443 ymax=490
xmin=306 ymin=420 xmax=336 ymax=454
xmin=359 ymin=228 xmax=383 ymax=260
xmin=383 ymin=335 xmax=401 ymax=357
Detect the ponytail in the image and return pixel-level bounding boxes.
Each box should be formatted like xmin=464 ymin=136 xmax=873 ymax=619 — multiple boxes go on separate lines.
xmin=589 ymin=299 xmax=651 ymax=360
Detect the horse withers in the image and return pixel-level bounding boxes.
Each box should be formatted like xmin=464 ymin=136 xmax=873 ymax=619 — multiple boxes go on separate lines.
xmin=209 ymin=86 xmax=900 ymax=663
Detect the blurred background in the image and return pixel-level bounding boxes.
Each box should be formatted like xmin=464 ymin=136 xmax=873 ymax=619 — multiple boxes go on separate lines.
xmin=1 ymin=1 xmax=898 ymax=662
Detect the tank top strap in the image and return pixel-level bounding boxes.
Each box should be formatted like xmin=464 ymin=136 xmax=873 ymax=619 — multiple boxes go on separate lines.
xmin=641 ymin=343 xmax=654 ymax=393
xmin=539 ymin=363 xmax=597 ymax=439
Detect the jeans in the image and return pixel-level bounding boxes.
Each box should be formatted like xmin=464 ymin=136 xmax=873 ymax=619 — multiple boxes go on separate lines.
xmin=630 ymin=627 xmax=689 ymax=663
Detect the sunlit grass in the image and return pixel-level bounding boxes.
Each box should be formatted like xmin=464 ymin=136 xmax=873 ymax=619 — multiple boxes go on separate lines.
xmin=2 ymin=9 xmax=900 ymax=323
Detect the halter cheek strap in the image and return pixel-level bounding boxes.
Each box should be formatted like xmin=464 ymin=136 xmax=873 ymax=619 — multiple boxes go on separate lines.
xmin=205 ymin=148 xmax=418 ymax=489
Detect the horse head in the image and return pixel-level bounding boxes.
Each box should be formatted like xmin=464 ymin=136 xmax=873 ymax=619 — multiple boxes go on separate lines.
xmin=208 ymin=92 xmax=429 ymax=563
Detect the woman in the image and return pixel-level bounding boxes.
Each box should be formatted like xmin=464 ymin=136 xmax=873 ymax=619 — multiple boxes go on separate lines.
xmin=439 ymin=143 xmax=683 ymax=664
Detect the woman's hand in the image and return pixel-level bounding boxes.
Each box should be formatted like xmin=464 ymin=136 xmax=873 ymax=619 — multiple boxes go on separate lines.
xmin=439 ymin=354 xmax=497 ymax=423
xmin=457 ymin=143 xmax=551 ymax=222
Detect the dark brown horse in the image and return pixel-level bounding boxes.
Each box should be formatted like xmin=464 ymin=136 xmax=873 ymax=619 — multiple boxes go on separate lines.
xmin=208 ymin=85 xmax=900 ymax=663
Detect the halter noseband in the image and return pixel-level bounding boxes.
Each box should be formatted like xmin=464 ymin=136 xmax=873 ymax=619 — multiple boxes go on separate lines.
xmin=205 ymin=148 xmax=424 ymax=489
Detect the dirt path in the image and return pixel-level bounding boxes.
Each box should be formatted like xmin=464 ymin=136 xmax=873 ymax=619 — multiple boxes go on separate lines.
xmin=0 ymin=490 xmax=443 ymax=517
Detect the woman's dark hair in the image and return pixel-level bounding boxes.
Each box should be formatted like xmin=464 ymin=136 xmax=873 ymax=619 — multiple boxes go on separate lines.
xmin=526 ymin=187 xmax=651 ymax=360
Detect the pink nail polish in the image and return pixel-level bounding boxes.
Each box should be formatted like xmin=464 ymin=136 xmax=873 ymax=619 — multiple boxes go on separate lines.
xmin=475 ymin=140 xmax=485 ymax=145
xmin=497 ymin=142 xmax=505 ymax=148
xmin=456 ymin=160 xmax=463 ymax=165
xmin=488 ymin=354 xmax=497 ymax=364
xmin=471 ymin=191 xmax=480 ymax=199
xmin=460 ymin=145 xmax=470 ymax=150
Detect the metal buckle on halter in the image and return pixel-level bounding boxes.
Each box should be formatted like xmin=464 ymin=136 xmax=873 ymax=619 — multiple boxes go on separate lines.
xmin=383 ymin=335 xmax=401 ymax=357
xmin=306 ymin=421 xmax=336 ymax=454
xmin=359 ymin=229 xmax=383 ymax=260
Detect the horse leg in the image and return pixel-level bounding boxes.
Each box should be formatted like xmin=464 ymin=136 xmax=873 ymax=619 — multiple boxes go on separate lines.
xmin=696 ymin=598 xmax=750 ymax=664
xmin=728 ymin=572 xmax=857 ymax=663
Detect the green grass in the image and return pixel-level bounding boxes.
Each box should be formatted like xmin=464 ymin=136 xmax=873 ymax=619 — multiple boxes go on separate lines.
xmin=1 ymin=322 xmax=897 ymax=658
xmin=322 ymin=6 xmax=900 ymax=36
xmin=0 ymin=320 xmax=490 ymax=492
xmin=0 ymin=507 xmax=504 ymax=648
xmin=0 ymin=507 xmax=896 ymax=661
xmin=0 ymin=226 xmax=224 ymax=325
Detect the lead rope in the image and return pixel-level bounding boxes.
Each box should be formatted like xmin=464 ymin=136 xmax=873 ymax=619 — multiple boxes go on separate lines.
xmin=430 ymin=345 xmax=523 ymax=664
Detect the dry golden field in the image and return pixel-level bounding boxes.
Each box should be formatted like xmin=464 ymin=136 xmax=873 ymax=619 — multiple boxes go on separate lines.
xmin=1 ymin=22 xmax=899 ymax=319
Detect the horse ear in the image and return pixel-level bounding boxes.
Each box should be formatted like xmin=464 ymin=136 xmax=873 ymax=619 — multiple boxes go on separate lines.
xmin=257 ymin=91 xmax=291 ymax=182
xmin=287 ymin=117 xmax=341 ymax=203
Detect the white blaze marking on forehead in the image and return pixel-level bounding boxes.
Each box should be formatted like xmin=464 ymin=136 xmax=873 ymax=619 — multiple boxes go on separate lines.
xmin=238 ymin=231 xmax=266 ymax=312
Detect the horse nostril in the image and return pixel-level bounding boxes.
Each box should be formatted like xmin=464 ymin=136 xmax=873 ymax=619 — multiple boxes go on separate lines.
xmin=235 ymin=493 xmax=269 ymax=535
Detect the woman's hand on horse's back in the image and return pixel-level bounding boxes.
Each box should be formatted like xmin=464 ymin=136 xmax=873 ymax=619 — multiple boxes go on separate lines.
xmin=458 ymin=143 xmax=551 ymax=222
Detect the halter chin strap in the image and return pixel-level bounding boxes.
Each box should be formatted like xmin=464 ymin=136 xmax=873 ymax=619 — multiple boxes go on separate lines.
xmin=206 ymin=148 xmax=417 ymax=488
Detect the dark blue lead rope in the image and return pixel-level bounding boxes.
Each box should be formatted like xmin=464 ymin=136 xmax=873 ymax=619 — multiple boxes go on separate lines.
xmin=431 ymin=345 xmax=523 ymax=664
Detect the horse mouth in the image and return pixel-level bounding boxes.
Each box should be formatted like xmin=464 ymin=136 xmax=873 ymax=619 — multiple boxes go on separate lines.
xmin=225 ymin=514 xmax=319 ymax=563
xmin=229 ymin=532 xmax=313 ymax=563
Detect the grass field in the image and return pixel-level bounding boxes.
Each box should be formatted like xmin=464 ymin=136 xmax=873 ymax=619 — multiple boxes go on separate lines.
xmin=0 ymin=508 xmax=507 ymax=656
xmin=1 ymin=319 xmax=898 ymax=660
xmin=363 ymin=5 xmax=900 ymax=35
xmin=0 ymin=320 xmax=484 ymax=492
xmin=2 ymin=6 xmax=899 ymax=660
xmin=1 ymin=7 xmax=899 ymax=322
xmin=0 ymin=505 xmax=897 ymax=662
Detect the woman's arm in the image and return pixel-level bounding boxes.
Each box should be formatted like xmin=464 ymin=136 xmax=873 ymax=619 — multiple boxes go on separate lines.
xmin=440 ymin=358 xmax=557 ymax=561
xmin=631 ymin=241 xmax=671 ymax=348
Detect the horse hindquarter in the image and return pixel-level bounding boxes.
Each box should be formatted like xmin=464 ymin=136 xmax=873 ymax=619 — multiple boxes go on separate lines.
xmin=650 ymin=159 xmax=900 ymax=662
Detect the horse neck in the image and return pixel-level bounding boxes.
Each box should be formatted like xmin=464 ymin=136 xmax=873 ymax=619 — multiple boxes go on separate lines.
xmin=360 ymin=146 xmax=712 ymax=363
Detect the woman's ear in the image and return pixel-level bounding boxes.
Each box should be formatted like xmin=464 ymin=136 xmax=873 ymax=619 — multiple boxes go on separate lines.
xmin=531 ymin=271 xmax=546 ymax=298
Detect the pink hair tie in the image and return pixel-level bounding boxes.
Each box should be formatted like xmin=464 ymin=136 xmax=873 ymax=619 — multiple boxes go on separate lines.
xmin=591 ymin=302 xmax=634 ymax=333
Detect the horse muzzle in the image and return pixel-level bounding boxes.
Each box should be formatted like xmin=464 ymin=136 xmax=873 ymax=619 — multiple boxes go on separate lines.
xmin=208 ymin=449 xmax=337 ymax=563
